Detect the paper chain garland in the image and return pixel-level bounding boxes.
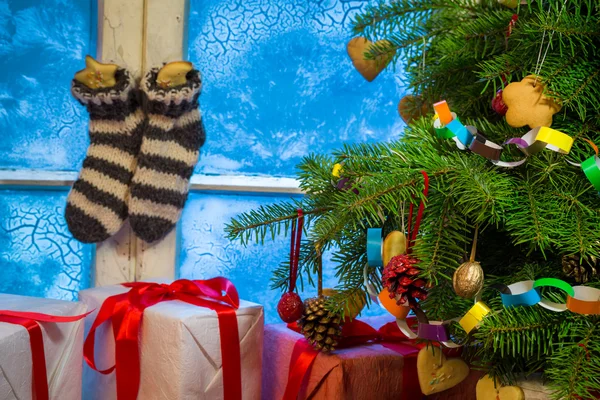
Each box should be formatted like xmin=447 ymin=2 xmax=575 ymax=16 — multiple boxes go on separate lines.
xmin=432 ymin=100 xmax=600 ymax=191
xmin=365 ymin=231 xmax=600 ymax=346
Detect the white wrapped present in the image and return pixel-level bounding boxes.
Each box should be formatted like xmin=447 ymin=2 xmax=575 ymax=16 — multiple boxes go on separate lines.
xmin=0 ymin=293 xmax=87 ymax=400
xmin=79 ymin=279 xmax=264 ymax=400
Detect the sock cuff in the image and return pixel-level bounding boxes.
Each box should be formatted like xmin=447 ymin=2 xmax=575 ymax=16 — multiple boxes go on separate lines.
xmin=71 ymin=68 xmax=138 ymax=119
xmin=141 ymin=67 xmax=202 ymax=117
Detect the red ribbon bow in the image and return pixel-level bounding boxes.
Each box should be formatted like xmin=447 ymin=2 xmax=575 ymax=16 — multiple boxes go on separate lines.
xmin=283 ymin=318 xmax=423 ymax=400
xmin=0 ymin=309 xmax=91 ymax=400
xmin=84 ymin=278 xmax=242 ymax=400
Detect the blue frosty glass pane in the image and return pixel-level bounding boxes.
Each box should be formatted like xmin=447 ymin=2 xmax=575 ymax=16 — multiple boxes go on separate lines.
xmin=0 ymin=189 xmax=93 ymax=300
xmin=0 ymin=0 xmax=95 ymax=171
xmin=179 ymin=192 xmax=385 ymax=324
xmin=188 ymin=0 xmax=405 ymax=177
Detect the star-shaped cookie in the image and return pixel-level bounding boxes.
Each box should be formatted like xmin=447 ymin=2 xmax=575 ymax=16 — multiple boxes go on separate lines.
xmin=502 ymin=75 xmax=561 ymax=129
xmin=157 ymin=61 xmax=193 ymax=88
xmin=74 ymin=55 xmax=118 ymax=89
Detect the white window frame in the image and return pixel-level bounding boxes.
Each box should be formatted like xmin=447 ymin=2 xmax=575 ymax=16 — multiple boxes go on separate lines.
xmin=0 ymin=0 xmax=301 ymax=288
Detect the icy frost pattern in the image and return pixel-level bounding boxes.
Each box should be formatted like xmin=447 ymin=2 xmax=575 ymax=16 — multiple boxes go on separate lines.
xmin=179 ymin=193 xmax=385 ymax=324
xmin=0 ymin=0 xmax=94 ymax=171
xmin=0 ymin=190 xmax=93 ymax=300
xmin=188 ymin=0 xmax=405 ymax=177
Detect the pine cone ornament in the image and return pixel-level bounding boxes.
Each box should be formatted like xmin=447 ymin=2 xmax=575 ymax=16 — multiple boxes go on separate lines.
xmin=298 ymin=296 xmax=342 ymax=353
xmin=562 ymin=254 xmax=598 ymax=283
xmin=382 ymin=254 xmax=427 ymax=305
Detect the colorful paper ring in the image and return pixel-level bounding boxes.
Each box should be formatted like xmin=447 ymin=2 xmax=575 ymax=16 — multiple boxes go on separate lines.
xmin=566 ymin=286 xmax=600 ymax=315
xmin=433 ymin=100 xmax=453 ymax=125
xmin=433 ymin=113 xmax=459 ymax=139
xmin=418 ymin=321 xmax=450 ymax=342
xmin=366 ymin=228 xmax=383 ymax=267
xmin=378 ymin=289 xmax=411 ymax=319
xmin=363 ymin=264 xmax=380 ymax=303
xmin=537 ymin=126 xmax=574 ymax=154
xmin=533 ymin=278 xmax=574 ymax=312
xmin=396 ymin=318 xmax=419 ymax=340
xmin=459 ymin=301 xmax=491 ymax=334
xmin=582 ymin=156 xmax=600 ymax=191
xmin=500 ymin=280 xmax=542 ymax=308
xmin=446 ymin=119 xmax=474 ymax=147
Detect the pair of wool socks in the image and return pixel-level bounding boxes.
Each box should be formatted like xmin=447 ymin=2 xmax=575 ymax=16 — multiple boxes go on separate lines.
xmin=67 ymin=66 xmax=205 ymax=243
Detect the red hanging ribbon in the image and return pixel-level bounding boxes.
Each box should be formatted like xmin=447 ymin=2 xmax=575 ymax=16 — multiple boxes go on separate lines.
xmin=507 ymin=14 xmax=518 ymax=38
xmin=289 ymin=209 xmax=304 ymax=293
xmin=0 ymin=309 xmax=91 ymax=400
xmin=406 ymin=170 xmax=430 ymax=253
xmin=282 ymin=319 xmax=423 ymax=400
xmin=83 ymin=278 xmax=242 ymax=400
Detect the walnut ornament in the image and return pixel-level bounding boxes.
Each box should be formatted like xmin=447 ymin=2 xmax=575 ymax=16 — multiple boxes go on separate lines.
xmin=453 ymin=226 xmax=484 ymax=299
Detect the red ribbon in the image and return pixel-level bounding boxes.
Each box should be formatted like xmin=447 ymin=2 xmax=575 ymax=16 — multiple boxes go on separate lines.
xmin=83 ymin=278 xmax=242 ymax=400
xmin=407 ymin=170 xmax=429 ymax=252
xmin=0 ymin=309 xmax=91 ymax=400
xmin=282 ymin=319 xmax=423 ymax=400
xmin=289 ymin=209 xmax=304 ymax=293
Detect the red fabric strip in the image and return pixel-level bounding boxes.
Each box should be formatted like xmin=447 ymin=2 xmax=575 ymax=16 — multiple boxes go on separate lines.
xmin=0 ymin=310 xmax=91 ymax=400
xmin=408 ymin=171 xmax=429 ymax=252
xmin=282 ymin=339 xmax=319 ymax=400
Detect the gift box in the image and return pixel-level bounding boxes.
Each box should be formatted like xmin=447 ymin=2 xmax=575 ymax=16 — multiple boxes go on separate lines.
xmin=263 ymin=316 xmax=420 ymax=400
xmin=0 ymin=293 xmax=87 ymax=400
xmin=263 ymin=315 xmax=487 ymax=400
xmin=79 ymin=280 xmax=264 ymax=400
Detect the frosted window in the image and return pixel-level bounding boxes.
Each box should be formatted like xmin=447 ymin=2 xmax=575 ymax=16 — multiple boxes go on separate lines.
xmin=0 ymin=190 xmax=93 ymax=300
xmin=179 ymin=193 xmax=385 ymax=323
xmin=188 ymin=0 xmax=405 ymax=177
xmin=0 ymin=0 xmax=95 ymax=171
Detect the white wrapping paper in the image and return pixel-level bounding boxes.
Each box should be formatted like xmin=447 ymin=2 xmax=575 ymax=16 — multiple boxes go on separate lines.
xmin=79 ymin=284 xmax=264 ymax=400
xmin=0 ymin=293 xmax=87 ymax=400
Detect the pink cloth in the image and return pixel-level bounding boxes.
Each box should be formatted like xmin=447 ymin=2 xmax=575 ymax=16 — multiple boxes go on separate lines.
xmin=262 ymin=316 xmax=483 ymax=400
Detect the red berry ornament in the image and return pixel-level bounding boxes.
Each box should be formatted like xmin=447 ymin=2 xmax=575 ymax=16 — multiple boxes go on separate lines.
xmin=277 ymin=292 xmax=304 ymax=323
xmin=492 ymin=89 xmax=508 ymax=116
xmin=279 ymin=209 xmax=305 ymax=323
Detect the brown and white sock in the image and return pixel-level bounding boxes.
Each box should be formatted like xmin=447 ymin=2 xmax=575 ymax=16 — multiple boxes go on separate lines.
xmin=129 ymin=67 xmax=205 ymax=243
xmin=67 ymin=69 xmax=144 ymax=243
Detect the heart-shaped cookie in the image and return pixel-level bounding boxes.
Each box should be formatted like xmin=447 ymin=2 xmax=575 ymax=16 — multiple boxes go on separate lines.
xmin=417 ymin=346 xmax=470 ymax=395
xmin=502 ymin=75 xmax=561 ymax=129
xmin=347 ymin=37 xmax=395 ymax=82
xmin=476 ymin=374 xmax=524 ymax=400
xmin=398 ymin=95 xmax=429 ymax=125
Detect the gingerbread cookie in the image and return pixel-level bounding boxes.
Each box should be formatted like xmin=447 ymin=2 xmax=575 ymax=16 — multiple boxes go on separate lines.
xmin=347 ymin=37 xmax=395 ymax=82
xmin=398 ymin=95 xmax=429 ymax=124
xmin=476 ymin=374 xmax=525 ymax=400
xmin=417 ymin=346 xmax=470 ymax=395
xmin=502 ymin=75 xmax=561 ymax=129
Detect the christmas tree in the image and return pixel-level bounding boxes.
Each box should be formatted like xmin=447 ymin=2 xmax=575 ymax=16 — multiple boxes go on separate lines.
xmin=227 ymin=1 xmax=600 ymax=397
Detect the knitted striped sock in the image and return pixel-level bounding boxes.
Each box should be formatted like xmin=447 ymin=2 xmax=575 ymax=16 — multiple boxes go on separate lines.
xmin=67 ymin=69 xmax=144 ymax=243
xmin=129 ymin=67 xmax=205 ymax=243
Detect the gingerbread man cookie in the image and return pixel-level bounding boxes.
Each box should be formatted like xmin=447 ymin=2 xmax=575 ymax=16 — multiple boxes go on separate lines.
xmin=502 ymin=75 xmax=561 ymax=129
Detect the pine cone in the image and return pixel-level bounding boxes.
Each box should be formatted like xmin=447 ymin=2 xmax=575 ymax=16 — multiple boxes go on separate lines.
xmin=562 ymin=254 xmax=598 ymax=284
xmin=298 ymin=296 xmax=342 ymax=353
xmin=381 ymin=254 xmax=427 ymax=305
